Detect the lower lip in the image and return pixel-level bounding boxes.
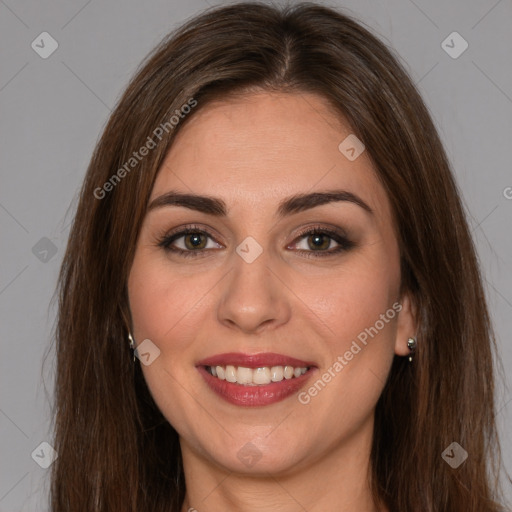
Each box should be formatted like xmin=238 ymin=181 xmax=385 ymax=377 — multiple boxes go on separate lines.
xmin=197 ymin=366 xmax=316 ymax=406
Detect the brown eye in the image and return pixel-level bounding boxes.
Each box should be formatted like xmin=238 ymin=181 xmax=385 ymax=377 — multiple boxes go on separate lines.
xmin=290 ymin=227 xmax=355 ymax=258
xmin=305 ymin=233 xmax=332 ymax=251
xmin=158 ymin=225 xmax=355 ymax=259
xmin=158 ymin=226 xmax=222 ymax=258
xmin=183 ymin=232 xmax=208 ymax=250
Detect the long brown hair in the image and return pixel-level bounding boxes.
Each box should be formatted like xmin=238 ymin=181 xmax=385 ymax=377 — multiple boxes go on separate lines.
xmin=47 ymin=2 xmax=510 ymax=510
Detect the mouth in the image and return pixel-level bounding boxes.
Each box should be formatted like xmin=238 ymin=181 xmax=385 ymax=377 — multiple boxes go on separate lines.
xmin=196 ymin=352 xmax=317 ymax=406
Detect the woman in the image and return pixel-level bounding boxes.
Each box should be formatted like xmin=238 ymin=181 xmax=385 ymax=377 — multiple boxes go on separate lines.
xmin=49 ymin=2 xmax=510 ymax=510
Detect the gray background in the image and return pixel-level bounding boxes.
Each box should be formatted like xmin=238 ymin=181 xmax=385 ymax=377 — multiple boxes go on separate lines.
xmin=1 ymin=0 xmax=511 ymax=510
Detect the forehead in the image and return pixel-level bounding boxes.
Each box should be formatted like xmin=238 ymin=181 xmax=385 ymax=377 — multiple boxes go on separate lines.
xmin=151 ymin=92 xmax=391 ymax=225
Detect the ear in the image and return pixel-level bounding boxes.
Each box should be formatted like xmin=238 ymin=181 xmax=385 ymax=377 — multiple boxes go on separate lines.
xmin=394 ymin=292 xmax=418 ymax=356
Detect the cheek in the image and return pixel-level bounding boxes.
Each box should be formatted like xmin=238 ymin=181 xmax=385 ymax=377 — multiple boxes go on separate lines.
xmin=127 ymin=253 xmax=211 ymax=436
xmin=128 ymin=252 xmax=204 ymax=344
xmin=305 ymin=243 xmax=400 ymax=349
xmin=303 ymin=241 xmax=400 ymax=424
xmin=306 ymin=241 xmax=401 ymax=415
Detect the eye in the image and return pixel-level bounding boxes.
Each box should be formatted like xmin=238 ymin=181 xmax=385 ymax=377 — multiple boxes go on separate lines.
xmin=158 ymin=225 xmax=222 ymax=258
xmin=157 ymin=224 xmax=355 ymax=259
xmin=295 ymin=232 xmax=337 ymax=251
xmin=289 ymin=227 xmax=355 ymax=258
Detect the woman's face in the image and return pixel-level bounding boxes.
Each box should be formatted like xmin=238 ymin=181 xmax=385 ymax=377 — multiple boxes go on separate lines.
xmin=128 ymin=92 xmax=415 ymax=475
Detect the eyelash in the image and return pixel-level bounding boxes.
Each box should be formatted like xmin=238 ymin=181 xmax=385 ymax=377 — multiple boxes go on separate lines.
xmin=157 ymin=224 xmax=355 ymax=259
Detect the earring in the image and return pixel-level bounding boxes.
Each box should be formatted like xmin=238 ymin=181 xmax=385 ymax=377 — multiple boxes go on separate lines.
xmin=407 ymin=337 xmax=417 ymax=363
xmin=128 ymin=332 xmax=136 ymax=362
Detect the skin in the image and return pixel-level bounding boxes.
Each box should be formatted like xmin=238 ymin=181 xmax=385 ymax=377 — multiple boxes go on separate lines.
xmin=127 ymin=92 xmax=417 ymax=512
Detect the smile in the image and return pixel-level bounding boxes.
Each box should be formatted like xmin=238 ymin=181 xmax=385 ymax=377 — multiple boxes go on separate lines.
xmin=196 ymin=352 xmax=317 ymax=406
xmin=205 ymin=364 xmax=309 ymax=385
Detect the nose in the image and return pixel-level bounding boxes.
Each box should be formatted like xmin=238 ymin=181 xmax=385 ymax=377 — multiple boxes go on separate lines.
xmin=216 ymin=250 xmax=292 ymax=334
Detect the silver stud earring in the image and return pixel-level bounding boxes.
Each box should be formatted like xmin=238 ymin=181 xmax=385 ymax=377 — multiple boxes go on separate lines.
xmin=407 ymin=337 xmax=417 ymax=363
xmin=128 ymin=332 xmax=136 ymax=362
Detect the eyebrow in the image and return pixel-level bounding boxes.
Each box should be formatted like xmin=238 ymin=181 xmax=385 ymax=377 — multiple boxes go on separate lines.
xmin=147 ymin=189 xmax=373 ymax=217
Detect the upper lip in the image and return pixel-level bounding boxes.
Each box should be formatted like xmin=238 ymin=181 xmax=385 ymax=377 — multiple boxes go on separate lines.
xmin=197 ymin=352 xmax=316 ymax=369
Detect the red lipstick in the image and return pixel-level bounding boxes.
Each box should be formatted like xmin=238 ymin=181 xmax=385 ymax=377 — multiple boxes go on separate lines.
xmin=196 ymin=352 xmax=317 ymax=407
xmin=197 ymin=352 xmax=315 ymax=369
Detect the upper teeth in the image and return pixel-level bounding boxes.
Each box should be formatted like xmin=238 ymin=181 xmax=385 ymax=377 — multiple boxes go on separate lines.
xmin=208 ymin=365 xmax=308 ymax=385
